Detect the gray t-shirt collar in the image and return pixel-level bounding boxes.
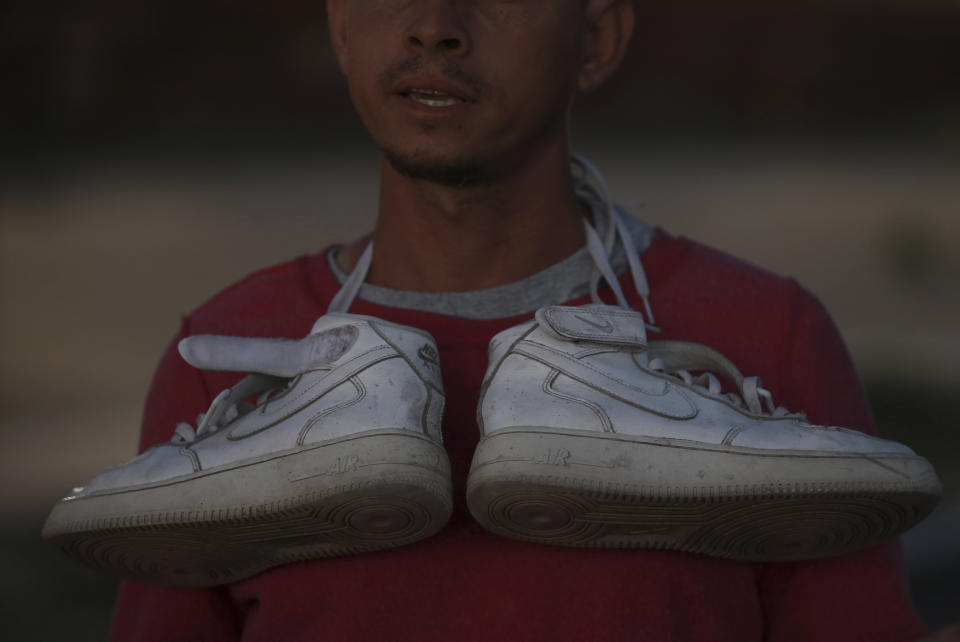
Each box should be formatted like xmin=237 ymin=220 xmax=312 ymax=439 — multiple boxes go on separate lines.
xmin=327 ymin=209 xmax=654 ymax=321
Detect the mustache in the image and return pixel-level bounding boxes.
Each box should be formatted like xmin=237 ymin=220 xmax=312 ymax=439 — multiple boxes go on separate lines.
xmin=379 ymin=55 xmax=487 ymax=96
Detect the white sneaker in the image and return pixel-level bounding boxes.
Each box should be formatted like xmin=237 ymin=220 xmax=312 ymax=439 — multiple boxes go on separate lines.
xmin=467 ymin=305 xmax=940 ymax=561
xmin=43 ymin=313 xmax=451 ymax=586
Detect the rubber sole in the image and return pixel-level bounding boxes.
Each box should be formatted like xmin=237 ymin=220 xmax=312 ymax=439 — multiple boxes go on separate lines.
xmin=466 ymin=428 xmax=940 ymax=561
xmin=43 ymin=431 xmax=452 ymax=587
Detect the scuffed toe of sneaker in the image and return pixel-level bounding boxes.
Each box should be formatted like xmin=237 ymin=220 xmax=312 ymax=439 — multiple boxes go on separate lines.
xmin=72 ymin=445 xmax=196 ymax=498
xmin=726 ymin=420 xmax=919 ymax=456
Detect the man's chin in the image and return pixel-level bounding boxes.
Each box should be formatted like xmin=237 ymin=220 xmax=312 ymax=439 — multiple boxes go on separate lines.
xmin=383 ymin=149 xmax=499 ymax=188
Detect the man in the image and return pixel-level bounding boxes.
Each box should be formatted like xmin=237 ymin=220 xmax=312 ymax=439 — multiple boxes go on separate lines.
xmin=100 ymin=0 xmax=929 ymax=639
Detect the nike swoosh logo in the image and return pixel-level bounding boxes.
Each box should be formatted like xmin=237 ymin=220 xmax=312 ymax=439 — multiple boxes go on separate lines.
xmin=515 ymin=341 xmax=698 ymax=420
xmin=573 ymin=314 xmax=614 ymax=333
xmin=417 ymin=344 xmax=440 ymax=368
xmin=226 ymin=346 xmax=396 ymax=439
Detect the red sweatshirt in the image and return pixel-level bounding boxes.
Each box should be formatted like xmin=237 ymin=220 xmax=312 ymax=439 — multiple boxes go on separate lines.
xmin=110 ymin=230 xmax=926 ymax=642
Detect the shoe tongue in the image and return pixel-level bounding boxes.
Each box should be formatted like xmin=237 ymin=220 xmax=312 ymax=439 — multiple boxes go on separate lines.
xmin=535 ymin=305 xmax=647 ymax=347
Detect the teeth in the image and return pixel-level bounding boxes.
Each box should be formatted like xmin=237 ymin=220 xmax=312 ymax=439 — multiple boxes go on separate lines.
xmin=406 ymin=88 xmax=463 ymax=107
xmin=412 ymin=96 xmax=459 ymax=107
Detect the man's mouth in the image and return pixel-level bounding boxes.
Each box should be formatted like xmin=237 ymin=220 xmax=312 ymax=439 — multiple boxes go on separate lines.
xmin=402 ymin=88 xmax=466 ymax=108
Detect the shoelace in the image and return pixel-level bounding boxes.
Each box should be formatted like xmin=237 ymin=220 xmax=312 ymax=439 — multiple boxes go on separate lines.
xmin=171 ymin=373 xmax=295 ymax=444
xmin=328 ymin=242 xmax=372 ymax=315
xmin=642 ymin=340 xmax=796 ymax=418
xmin=571 ymin=154 xmax=658 ymax=330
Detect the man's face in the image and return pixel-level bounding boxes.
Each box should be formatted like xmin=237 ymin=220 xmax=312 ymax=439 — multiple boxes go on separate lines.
xmin=329 ymin=0 xmax=587 ymax=186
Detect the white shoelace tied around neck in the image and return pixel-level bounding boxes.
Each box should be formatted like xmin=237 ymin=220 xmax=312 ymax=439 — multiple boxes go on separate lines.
xmin=570 ymin=154 xmax=657 ymax=330
xmin=327 ymin=242 xmax=373 ymax=314
xmin=328 ymin=156 xmax=658 ymax=327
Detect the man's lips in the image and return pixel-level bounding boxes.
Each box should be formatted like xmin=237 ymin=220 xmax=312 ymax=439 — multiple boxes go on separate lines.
xmin=394 ymin=77 xmax=477 ymax=108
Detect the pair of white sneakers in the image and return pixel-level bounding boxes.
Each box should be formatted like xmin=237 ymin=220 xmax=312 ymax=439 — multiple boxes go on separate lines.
xmin=42 ymin=304 xmax=940 ymax=587
xmin=42 ymin=158 xmax=940 ymax=587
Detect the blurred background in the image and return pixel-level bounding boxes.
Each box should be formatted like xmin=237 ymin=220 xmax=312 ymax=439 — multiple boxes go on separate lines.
xmin=2 ymin=0 xmax=958 ymax=639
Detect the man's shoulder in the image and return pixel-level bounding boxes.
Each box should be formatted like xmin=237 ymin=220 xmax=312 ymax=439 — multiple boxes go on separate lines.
xmin=644 ymin=227 xmax=835 ymax=358
xmin=648 ymin=227 xmax=815 ymax=307
xmin=618 ymin=208 xmax=800 ymax=298
xmin=183 ymin=249 xmax=337 ymax=337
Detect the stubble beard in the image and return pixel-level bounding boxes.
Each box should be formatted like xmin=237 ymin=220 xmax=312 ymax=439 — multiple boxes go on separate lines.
xmin=381 ymin=112 xmax=567 ymax=189
xmin=380 ymin=102 xmax=571 ymax=189
xmin=382 ymin=145 xmax=497 ymax=188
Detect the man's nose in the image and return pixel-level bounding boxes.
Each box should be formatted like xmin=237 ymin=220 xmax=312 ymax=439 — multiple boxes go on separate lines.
xmin=405 ymin=1 xmax=470 ymax=56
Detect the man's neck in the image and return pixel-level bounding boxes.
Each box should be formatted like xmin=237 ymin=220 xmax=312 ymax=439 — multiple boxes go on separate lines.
xmin=337 ymin=139 xmax=586 ymax=292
